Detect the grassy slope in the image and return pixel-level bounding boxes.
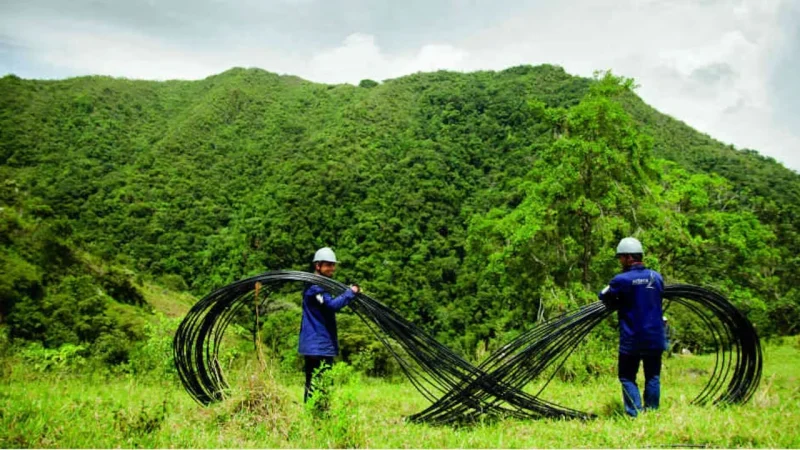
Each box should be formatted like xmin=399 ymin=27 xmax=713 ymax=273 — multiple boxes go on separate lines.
xmin=138 ymin=282 xmax=196 ymax=318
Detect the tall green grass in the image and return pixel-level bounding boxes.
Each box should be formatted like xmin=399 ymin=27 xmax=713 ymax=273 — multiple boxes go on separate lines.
xmin=2 ymin=337 xmax=798 ymax=448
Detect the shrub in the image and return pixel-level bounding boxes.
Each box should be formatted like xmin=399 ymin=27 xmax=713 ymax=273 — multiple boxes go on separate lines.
xmin=358 ymin=79 xmax=379 ymax=88
xmin=158 ymin=274 xmax=188 ymax=292
xmin=19 ymin=342 xmax=87 ymax=372
xmin=98 ymin=266 xmax=145 ymax=306
xmin=124 ymin=313 xmax=180 ymax=378
xmin=306 ymin=362 xmax=365 ymax=447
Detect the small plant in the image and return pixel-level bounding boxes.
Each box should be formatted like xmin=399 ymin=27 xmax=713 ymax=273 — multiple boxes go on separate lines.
xmin=113 ymin=401 xmax=167 ymax=438
xmin=19 ymin=342 xmax=86 ymax=372
xmin=305 ymin=363 xmax=366 ymax=448
xmin=216 ymin=358 xmax=294 ymax=441
xmin=124 ymin=313 xmax=180 ymax=377
xmin=229 ymin=372 xmax=293 ymax=437
xmin=351 ymin=348 xmax=376 ymax=375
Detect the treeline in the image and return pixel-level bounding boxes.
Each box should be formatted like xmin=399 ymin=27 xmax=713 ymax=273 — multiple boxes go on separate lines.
xmin=0 ymin=65 xmax=798 ymax=368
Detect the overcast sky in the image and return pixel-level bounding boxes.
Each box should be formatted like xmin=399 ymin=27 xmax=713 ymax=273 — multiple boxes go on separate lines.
xmin=1 ymin=0 xmax=798 ymax=171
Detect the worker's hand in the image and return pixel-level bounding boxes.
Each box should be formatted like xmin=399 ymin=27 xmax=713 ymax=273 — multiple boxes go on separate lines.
xmin=600 ymin=295 xmax=618 ymax=310
xmin=350 ymin=284 xmax=361 ymax=294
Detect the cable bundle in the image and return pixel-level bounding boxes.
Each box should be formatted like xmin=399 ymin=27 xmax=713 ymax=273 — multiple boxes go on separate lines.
xmin=662 ymin=285 xmax=762 ymax=405
xmin=173 ymin=271 xmax=762 ymax=424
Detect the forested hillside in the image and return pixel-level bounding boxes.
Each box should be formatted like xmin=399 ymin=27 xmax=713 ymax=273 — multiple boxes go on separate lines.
xmin=1 ymin=65 xmax=798 ymax=363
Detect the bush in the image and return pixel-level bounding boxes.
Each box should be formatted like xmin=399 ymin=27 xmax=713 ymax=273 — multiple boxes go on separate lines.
xmin=259 ymin=308 xmax=302 ymax=372
xmin=124 ymin=313 xmax=180 ymax=378
xmin=92 ymin=330 xmax=133 ymax=365
xmin=158 ymin=274 xmax=188 ymax=292
xmin=338 ymin=314 xmax=402 ymax=377
xmin=19 ymin=342 xmax=87 ymax=372
xmin=0 ymin=325 xmax=9 ymax=357
xmin=554 ymin=333 xmax=616 ymax=382
xmin=306 ymin=362 xmax=365 ymax=447
xmin=98 ymin=267 xmax=145 ymax=306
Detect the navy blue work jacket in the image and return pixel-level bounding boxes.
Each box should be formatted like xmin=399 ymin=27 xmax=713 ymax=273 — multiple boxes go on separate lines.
xmin=298 ymin=284 xmax=356 ymax=357
xmin=598 ymin=264 xmax=666 ymax=354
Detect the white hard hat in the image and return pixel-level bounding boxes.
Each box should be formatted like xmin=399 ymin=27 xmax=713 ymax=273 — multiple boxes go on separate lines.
xmin=616 ymin=237 xmax=643 ymax=256
xmin=313 ymin=247 xmax=337 ymax=263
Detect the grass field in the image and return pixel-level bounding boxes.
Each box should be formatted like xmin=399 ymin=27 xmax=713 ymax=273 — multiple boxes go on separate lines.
xmin=1 ymin=336 xmax=798 ymax=448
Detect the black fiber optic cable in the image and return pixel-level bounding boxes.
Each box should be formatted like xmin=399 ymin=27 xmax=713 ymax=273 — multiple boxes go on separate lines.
xmin=173 ymin=272 xmax=761 ymax=424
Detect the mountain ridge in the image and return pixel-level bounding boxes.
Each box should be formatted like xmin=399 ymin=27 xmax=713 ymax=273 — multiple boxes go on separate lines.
xmin=1 ymin=64 xmax=798 ymax=357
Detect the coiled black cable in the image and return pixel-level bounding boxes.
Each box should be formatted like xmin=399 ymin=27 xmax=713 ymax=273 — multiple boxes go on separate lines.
xmin=173 ymin=272 xmax=762 ymax=424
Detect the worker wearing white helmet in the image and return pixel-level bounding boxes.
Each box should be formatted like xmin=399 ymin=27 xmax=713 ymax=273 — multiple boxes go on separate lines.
xmin=298 ymin=247 xmax=361 ymax=403
xmin=598 ymin=237 xmax=666 ymax=418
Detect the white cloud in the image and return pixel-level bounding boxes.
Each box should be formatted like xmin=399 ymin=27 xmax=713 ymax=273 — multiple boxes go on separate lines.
xmin=407 ymin=43 xmax=469 ymax=74
xmin=452 ymin=0 xmax=799 ymax=170
xmin=308 ymin=33 xmax=385 ymax=82
xmin=2 ymin=16 xmax=471 ymax=84
xmin=2 ymin=17 xmax=215 ymax=79
xmin=307 ymin=33 xmax=469 ymax=83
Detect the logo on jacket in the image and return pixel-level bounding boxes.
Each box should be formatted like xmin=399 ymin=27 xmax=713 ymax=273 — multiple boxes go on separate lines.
xmin=646 ymin=272 xmax=657 ymax=289
xmin=631 ymin=272 xmax=657 ymax=289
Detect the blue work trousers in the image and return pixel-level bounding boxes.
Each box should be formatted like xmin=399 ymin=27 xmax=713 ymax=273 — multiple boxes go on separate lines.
xmin=618 ymin=351 xmax=662 ymax=417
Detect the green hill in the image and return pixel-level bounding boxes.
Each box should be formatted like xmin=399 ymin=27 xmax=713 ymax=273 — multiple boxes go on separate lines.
xmin=1 ymin=65 xmax=798 ymax=360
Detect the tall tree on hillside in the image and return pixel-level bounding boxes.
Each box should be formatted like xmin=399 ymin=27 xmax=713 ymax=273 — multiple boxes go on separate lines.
xmin=467 ymin=71 xmax=656 ymax=286
xmin=530 ymin=71 xmax=656 ymax=284
xmin=454 ymin=72 xmax=659 ymax=351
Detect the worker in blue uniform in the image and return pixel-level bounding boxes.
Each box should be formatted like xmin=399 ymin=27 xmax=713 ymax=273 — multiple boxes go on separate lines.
xmin=598 ymin=237 xmax=666 ymax=417
xmin=299 ymin=247 xmax=361 ymax=403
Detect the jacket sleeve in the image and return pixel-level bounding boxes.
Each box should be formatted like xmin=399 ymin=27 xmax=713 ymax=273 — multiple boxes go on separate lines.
xmin=307 ymin=285 xmax=356 ymax=312
xmin=598 ymin=276 xmax=625 ymax=308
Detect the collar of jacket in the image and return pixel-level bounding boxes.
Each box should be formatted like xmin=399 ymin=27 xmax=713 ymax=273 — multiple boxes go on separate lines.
xmin=624 ymin=263 xmax=647 ymax=272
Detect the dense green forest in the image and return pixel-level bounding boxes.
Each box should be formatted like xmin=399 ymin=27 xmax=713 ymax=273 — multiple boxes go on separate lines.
xmin=1 ymin=65 xmax=798 ymax=368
